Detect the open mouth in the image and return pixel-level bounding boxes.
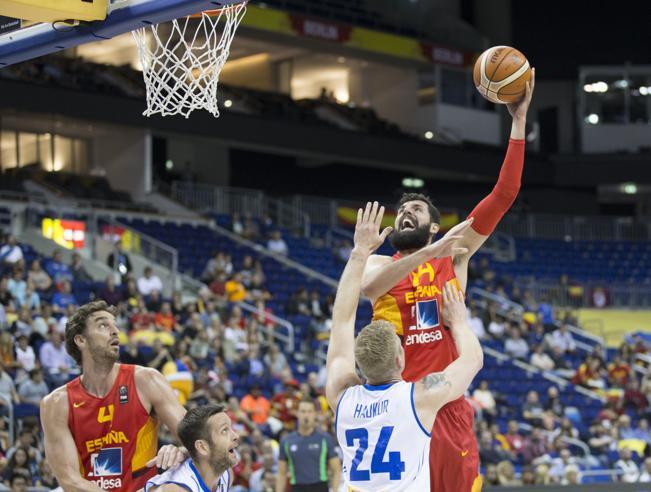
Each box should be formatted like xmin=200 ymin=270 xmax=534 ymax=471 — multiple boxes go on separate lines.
xmin=401 ymin=217 xmax=416 ymax=231
xmin=110 ymin=340 xmax=120 ymax=347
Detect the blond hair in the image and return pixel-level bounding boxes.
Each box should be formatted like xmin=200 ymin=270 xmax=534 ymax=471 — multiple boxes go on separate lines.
xmin=355 ymin=321 xmax=400 ymax=382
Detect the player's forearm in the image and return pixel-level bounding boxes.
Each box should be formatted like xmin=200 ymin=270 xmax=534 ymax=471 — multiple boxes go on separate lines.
xmin=510 ymin=115 xmax=526 ymax=140
xmin=332 ymin=249 xmax=368 ymax=327
xmin=445 ymin=321 xmax=484 ymax=399
xmin=362 ymin=248 xmax=433 ymax=300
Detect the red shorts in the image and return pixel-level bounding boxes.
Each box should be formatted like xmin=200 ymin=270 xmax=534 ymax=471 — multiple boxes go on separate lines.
xmin=429 ymin=397 xmax=482 ymax=492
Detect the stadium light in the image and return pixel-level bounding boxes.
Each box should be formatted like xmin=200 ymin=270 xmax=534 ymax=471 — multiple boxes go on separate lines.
xmin=165 ymin=160 xmax=174 ymax=170
xmin=622 ymin=183 xmax=638 ymax=195
xmin=402 ymin=177 xmax=424 ymax=188
xmin=583 ymin=82 xmax=608 ymax=93
xmin=640 ymin=87 xmax=649 ymax=96
xmin=424 ymin=131 xmax=434 ymax=140
xmin=585 ymin=113 xmax=599 ymax=124
xmin=224 ymin=99 xmax=233 ymax=108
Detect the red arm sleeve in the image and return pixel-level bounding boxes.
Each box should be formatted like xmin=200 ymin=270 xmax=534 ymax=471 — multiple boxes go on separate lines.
xmin=467 ymin=138 xmax=525 ymax=235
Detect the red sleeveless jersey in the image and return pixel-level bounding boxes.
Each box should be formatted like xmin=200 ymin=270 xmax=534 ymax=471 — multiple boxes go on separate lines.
xmin=372 ymin=254 xmax=461 ymax=382
xmin=66 ymin=364 xmax=158 ymax=491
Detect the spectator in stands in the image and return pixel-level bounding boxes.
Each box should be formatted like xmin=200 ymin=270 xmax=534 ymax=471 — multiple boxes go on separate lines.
xmin=535 ymin=463 xmax=552 ymax=485
xmin=27 ymin=259 xmax=51 ymax=292
xmin=272 ymin=379 xmax=301 ymax=430
xmin=243 ymin=216 xmax=261 ymax=242
xmin=231 ymin=213 xmax=244 ymax=235
xmin=639 ymin=457 xmax=651 ymax=482
xmin=69 ymin=252 xmax=91 ymax=283
xmin=537 ymin=294 xmax=555 ymax=330
xmin=239 ymin=255 xmax=255 ymax=287
xmin=521 ymin=427 xmax=549 ymax=465
xmin=45 ymin=249 xmax=73 ymax=284
xmin=0 ymin=362 xmax=19 ymax=414
xmin=472 ymin=381 xmax=497 ymax=422
xmin=287 ymin=288 xmax=310 ymax=316
xmin=264 ymin=342 xmax=290 ymax=379
xmin=527 ymin=322 xmax=547 ymax=348
xmin=562 ymin=464 xmax=581 ymax=485
xmin=2 ymin=449 xmax=31 ymax=485
xmin=0 ymin=235 xmax=23 ymax=267
xmin=18 ymin=368 xmax=48 ymax=406
xmin=202 ymin=251 xmax=233 ymax=282
xmin=225 ymin=273 xmax=247 ymax=303
xmin=530 ymin=344 xmax=555 ymax=371
xmin=590 ymin=286 xmax=610 ymax=308
xmin=7 ymin=267 xmax=26 ymax=308
xmin=504 ymin=327 xmax=529 ymax=359
xmin=39 ymin=331 xmax=73 ymax=387
xmin=522 ymin=390 xmax=545 ymax=424
xmin=623 ymin=379 xmax=648 ymax=414
xmin=549 ymin=345 xmax=572 ymax=375
xmin=51 ymin=279 xmax=77 ymax=313
xmin=22 ymin=280 xmax=40 ymax=311
xmin=146 ymin=289 xmax=163 ymax=312
xmin=487 ymin=308 xmax=506 ymax=338
xmin=549 ymin=448 xmax=578 ymax=483
xmin=504 ymin=420 xmax=526 ymax=457
xmin=267 ymin=230 xmax=288 ymax=256
xmin=137 ymin=266 xmax=163 ymax=296
xmin=572 ymin=355 xmax=606 ymax=389
xmin=107 ymin=241 xmax=132 ymax=280
xmin=544 ymin=386 xmax=564 ymax=417
xmin=468 ymin=305 xmax=487 ymax=340
xmin=240 ymin=385 xmax=271 ymax=426
xmin=14 ymin=335 xmax=36 ymax=379
xmin=588 ymin=423 xmax=614 ymax=458
xmin=98 ymin=275 xmax=123 ymax=305
xmin=496 ymin=460 xmax=521 ymax=486
xmin=478 ymin=430 xmax=511 ymax=465
xmin=548 ymin=324 xmax=576 ymax=354
xmin=615 ymin=447 xmax=640 ymax=483
xmin=608 ymin=353 xmax=632 ymax=388
xmin=249 ymin=449 xmax=275 ymax=492
xmin=483 ymin=464 xmax=499 ymax=486
xmin=0 ymin=277 xmax=12 ymax=307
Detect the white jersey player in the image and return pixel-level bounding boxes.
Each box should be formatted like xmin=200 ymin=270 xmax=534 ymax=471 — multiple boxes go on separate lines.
xmin=325 ymin=202 xmax=483 ymax=491
xmin=146 ymin=458 xmax=230 ymax=492
xmin=146 ymin=404 xmax=238 ymax=492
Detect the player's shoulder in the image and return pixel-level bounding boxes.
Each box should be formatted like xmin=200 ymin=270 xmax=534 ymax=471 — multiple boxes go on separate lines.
xmin=40 ymin=385 xmax=69 ymax=419
xmin=134 ymin=364 xmax=165 ymax=385
xmin=365 ymin=254 xmax=393 ymax=269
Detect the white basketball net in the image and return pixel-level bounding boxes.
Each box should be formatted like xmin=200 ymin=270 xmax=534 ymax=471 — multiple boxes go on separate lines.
xmin=132 ymin=2 xmax=247 ymax=118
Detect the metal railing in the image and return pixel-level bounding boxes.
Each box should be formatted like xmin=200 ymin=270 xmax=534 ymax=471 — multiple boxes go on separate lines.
xmin=170 ymin=181 xmax=312 ymax=237
xmin=497 ymin=213 xmax=651 ymax=242
xmin=239 ymin=301 xmax=295 ymax=353
xmin=100 ymin=218 xmax=179 ymax=289
xmin=514 ymin=280 xmax=651 ymax=309
xmin=468 ymin=287 xmax=605 ymax=353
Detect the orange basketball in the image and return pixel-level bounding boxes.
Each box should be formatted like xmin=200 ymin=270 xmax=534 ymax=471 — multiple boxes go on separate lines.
xmin=473 ymin=46 xmax=531 ymax=104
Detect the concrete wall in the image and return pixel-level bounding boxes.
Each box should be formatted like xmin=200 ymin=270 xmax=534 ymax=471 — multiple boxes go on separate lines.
xmin=582 ymin=124 xmax=651 ymax=154
xmin=92 ymin=128 xmax=151 ymax=201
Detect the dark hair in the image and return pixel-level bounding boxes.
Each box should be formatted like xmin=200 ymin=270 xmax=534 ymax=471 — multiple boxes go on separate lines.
xmin=10 ymin=469 xmax=30 ymax=485
xmin=65 ymin=300 xmax=116 ymax=366
xmin=177 ymin=404 xmax=226 ymax=460
xmin=397 ymin=193 xmax=440 ymax=224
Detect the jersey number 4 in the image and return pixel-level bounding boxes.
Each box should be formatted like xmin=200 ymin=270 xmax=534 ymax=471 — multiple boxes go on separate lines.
xmin=345 ymin=426 xmax=405 ymax=481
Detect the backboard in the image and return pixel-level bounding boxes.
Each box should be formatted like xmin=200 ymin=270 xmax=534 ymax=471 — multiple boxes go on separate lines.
xmin=0 ymin=0 xmax=244 ymax=67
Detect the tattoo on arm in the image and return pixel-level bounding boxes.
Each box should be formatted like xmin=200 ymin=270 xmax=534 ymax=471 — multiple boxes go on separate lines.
xmin=422 ymin=372 xmax=452 ymax=390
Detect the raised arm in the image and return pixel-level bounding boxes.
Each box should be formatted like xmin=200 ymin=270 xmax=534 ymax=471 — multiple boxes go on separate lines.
xmin=326 ymin=202 xmax=390 ymax=410
xmin=361 ymin=219 xmax=473 ymax=303
xmin=454 ymin=69 xmax=536 ymax=282
xmin=135 ymin=367 xmax=188 ymax=469
xmin=414 ymin=284 xmax=483 ymax=430
xmin=40 ymin=388 xmax=105 ymax=492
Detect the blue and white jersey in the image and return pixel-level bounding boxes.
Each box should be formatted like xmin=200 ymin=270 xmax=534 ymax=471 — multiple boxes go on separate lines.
xmin=335 ymin=381 xmax=430 ymax=491
xmin=145 ymin=458 xmax=230 ymax=492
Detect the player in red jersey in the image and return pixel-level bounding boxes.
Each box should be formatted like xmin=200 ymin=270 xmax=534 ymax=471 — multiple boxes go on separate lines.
xmin=40 ymin=300 xmax=187 ymax=491
xmin=364 ymin=72 xmax=535 ymax=492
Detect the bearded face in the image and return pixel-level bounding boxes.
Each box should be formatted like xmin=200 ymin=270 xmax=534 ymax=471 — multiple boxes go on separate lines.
xmin=388 ymin=218 xmax=432 ymax=251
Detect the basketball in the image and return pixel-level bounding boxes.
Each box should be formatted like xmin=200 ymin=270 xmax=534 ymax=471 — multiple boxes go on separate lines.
xmin=473 ymin=45 xmax=532 ymax=104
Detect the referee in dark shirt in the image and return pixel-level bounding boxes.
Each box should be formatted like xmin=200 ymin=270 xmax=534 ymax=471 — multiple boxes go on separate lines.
xmin=276 ymin=397 xmax=341 ymax=492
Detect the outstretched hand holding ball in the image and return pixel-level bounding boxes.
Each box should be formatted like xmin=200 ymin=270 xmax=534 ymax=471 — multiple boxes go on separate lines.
xmin=473 ymin=46 xmax=534 ymax=105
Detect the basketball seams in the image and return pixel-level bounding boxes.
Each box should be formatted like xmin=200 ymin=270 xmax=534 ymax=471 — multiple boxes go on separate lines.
xmin=492 ymin=60 xmax=530 ymax=92
xmin=474 ymin=46 xmax=530 ymax=104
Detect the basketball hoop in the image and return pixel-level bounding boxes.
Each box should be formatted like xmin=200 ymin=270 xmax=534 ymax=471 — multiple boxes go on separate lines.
xmin=132 ymin=2 xmax=247 ymax=118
